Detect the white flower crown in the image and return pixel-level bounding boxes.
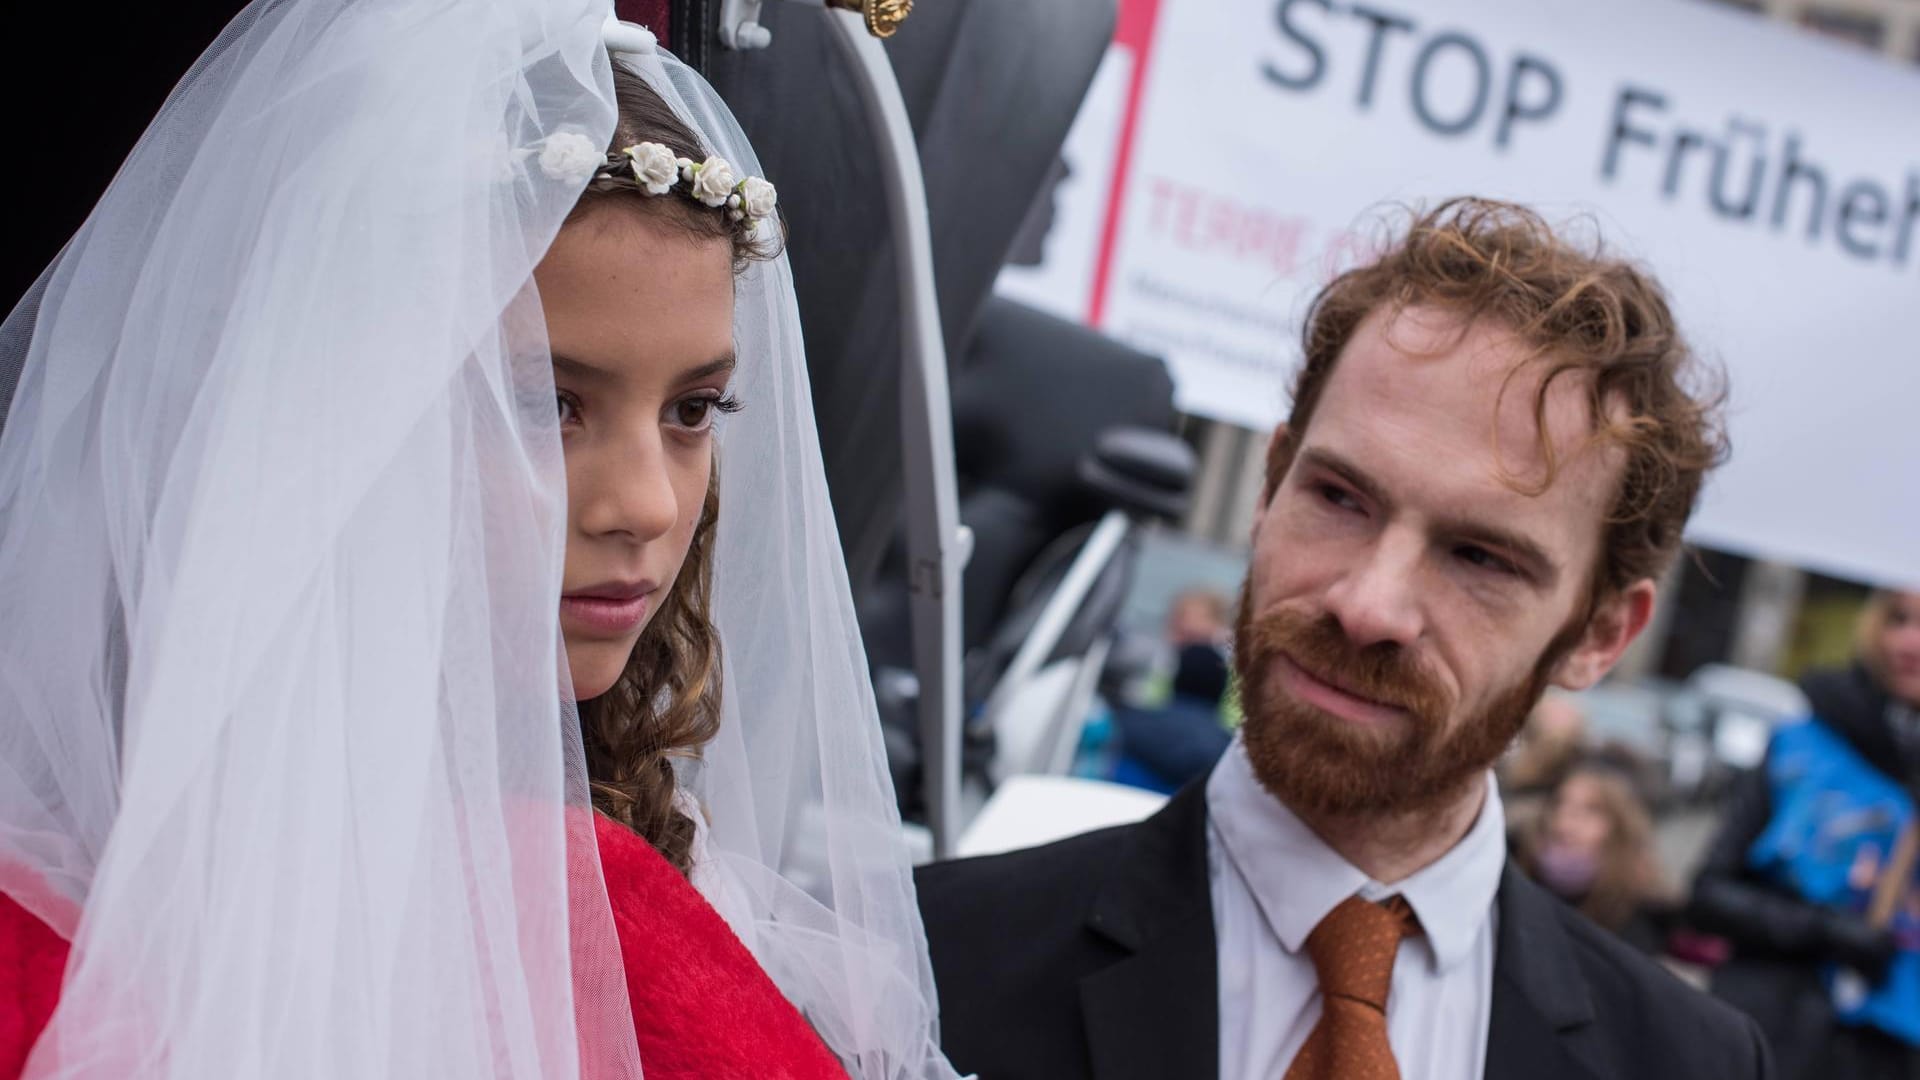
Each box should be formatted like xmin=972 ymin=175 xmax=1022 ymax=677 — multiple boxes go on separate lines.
xmin=613 ymin=140 xmax=779 ymax=231
xmin=536 ymin=134 xmax=777 ymax=237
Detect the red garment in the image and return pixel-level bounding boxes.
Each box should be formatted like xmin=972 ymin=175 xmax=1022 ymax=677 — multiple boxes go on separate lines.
xmin=0 ymin=815 xmax=845 ymax=1079
xmin=0 ymin=895 xmax=62 ymax=1080
xmin=611 ymin=0 xmax=670 ymax=35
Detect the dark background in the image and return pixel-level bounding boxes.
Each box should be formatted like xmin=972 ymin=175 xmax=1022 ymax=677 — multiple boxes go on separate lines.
xmin=5 ymin=4 xmax=249 ymax=307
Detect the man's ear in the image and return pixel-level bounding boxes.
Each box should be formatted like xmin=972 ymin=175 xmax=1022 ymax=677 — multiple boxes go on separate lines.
xmin=1551 ymin=578 xmax=1656 ymax=691
xmin=1252 ymin=423 xmax=1292 ymax=547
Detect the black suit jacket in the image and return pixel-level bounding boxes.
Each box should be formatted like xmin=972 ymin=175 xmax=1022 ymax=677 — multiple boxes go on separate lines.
xmin=916 ymin=782 xmax=1772 ymax=1080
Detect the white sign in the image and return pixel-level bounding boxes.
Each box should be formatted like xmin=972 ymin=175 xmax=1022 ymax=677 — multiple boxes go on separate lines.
xmin=998 ymin=0 xmax=1920 ymax=588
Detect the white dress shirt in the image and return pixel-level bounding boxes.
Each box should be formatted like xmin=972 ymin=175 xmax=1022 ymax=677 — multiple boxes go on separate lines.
xmin=1206 ymin=738 xmax=1506 ymax=1080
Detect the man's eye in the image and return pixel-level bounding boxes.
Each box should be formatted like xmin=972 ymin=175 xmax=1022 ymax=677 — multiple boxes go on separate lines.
xmin=1456 ymin=545 xmax=1517 ymax=576
xmin=1318 ymin=484 xmax=1360 ymax=511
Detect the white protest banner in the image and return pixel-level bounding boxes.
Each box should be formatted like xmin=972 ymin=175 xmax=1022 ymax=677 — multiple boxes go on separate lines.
xmin=998 ymin=0 xmax=1920 ymax=587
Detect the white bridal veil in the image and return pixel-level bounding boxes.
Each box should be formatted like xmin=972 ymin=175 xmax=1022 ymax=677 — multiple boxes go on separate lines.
xmin=0 ymin=0 xmax=951 ymax=1076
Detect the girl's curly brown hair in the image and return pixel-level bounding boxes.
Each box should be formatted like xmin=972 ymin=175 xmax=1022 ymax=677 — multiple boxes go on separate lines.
xmin=578 ymin=484 xmax=721 ymax=878
xmin=566 ymin=66 xmax=775 ymax=877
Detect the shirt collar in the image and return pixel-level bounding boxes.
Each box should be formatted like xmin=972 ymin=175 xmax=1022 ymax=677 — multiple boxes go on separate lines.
xmin=1205 ymin=736 xmax=1506 ymax=973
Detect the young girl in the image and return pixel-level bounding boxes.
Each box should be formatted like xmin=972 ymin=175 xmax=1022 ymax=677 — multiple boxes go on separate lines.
xmin=0 ymin=2 xmax=949 ymax=1077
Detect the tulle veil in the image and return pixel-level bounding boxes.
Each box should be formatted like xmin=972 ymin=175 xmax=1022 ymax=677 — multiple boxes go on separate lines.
xmin=0 ymin=0 xmax=951 ymax=1076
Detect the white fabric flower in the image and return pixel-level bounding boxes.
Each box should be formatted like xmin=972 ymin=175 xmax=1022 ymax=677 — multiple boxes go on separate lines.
xmin=625 ymin=141 xmax=679 ymax=195
xmin=690 ymin=155 xmax=737 ymax=207
xmin=538 ymin=131 xmax=603 ymax=185
xmin=739 ymin=176 xmax=778 ymax=220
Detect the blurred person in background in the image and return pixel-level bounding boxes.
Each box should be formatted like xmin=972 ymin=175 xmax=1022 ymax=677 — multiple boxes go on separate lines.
xmin=1690 ymin=588 xmax=1920 ymax=1079
xmin=1518 ymin=755 xmax=1678 ymax=955
xmin=1163 ymin=587 xmax=1234 ymax=705
xmin=1110 ymin=588 xmax=1235 ymax=790
xmin=1499 ymin=691 xmax=1590 ymax=845
xmin=1167 ymin=587 xmax=1232 ymax=648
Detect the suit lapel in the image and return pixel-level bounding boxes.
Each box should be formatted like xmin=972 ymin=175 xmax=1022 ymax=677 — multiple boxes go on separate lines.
xmin=1077 ymin=782 xmax=1220 ymax=1080
xmin=1484 ymin=864 xmax=1606 ymax=1080
xmin=1067 ymin=797 xmax=1614 ymax=1080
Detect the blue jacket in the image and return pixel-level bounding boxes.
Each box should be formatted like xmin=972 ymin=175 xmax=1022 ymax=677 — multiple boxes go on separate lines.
xmin=1751 ymin=715 xmax=1920 ymax=1044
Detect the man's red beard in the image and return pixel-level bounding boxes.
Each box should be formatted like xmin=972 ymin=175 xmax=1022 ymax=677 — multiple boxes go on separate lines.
xmin=1233 ymin=580 xmax=1577 ymax=819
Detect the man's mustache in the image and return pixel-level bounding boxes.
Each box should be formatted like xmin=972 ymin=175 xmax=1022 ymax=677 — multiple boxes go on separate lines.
xmin=1237 ymin=607 xmax=1453 ymax=725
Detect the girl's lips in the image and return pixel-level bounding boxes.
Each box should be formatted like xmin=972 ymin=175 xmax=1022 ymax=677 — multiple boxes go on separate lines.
xmin=560 ymin=592 xmax=653 ymax=636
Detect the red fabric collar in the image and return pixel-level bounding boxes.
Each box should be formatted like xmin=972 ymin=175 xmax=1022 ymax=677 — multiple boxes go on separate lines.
xmin=592 ymin=813 xmax=847 ymax=1078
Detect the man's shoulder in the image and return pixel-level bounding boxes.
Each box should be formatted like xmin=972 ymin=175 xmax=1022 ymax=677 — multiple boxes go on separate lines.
xmin=915 ymin=817 xmax=1146 ymax=922
xmin=919 ymin=780 xmax=1209 ymax=914
xmin=914 ymin=820 xmax=1173 ymax=1078
xmin=1513 ymin=876 xmax=1769 ymax=1076
xmin=1551 ymin=901 xmax=1749 ymax=1028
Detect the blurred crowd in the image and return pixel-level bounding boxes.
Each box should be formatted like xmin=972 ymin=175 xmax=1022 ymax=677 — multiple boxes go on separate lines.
xmin=1509 ymin=588 xmax=1920 ymax=1077
xmin=1687 ymin=589 xmax=1920 ymax=1078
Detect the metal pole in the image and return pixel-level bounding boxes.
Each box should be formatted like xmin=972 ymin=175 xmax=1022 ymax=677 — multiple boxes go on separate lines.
xmin=822 ymin=11 xmax=967 ymax=857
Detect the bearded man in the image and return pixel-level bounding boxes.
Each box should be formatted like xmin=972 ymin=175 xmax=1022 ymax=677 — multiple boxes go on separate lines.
xmin=915 ymin=199 xmax=1771 ymax=1080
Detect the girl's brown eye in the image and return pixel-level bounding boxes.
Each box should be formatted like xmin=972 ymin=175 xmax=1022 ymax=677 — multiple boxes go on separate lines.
xmin=676 ymin=397 xmax=713 ymax=429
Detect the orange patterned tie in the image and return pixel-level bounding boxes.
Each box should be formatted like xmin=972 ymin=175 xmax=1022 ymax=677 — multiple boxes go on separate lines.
xmin=1282 ymin=894 xmax=1422 ymax=1080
